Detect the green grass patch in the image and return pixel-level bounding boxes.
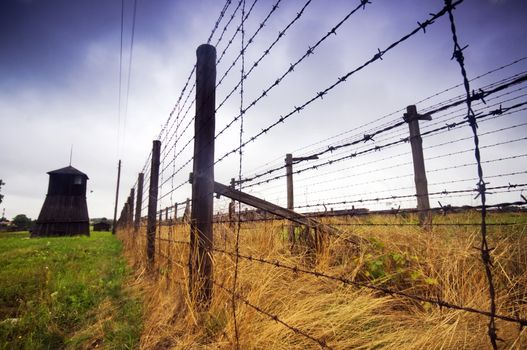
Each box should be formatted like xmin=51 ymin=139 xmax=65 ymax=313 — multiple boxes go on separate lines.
xmin=0 ymin=231 xmax=141 ymax=349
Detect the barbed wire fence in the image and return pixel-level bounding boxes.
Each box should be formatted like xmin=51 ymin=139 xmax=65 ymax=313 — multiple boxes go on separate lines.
xmin=114 ymin=0 xmax=527 ymax=348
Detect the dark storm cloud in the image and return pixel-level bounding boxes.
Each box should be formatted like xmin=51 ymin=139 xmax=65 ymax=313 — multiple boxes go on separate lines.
xmin=0 ymin=0 xmax=188 ymax=91
xmin=1 ymin=0 xmax=115 ymax=88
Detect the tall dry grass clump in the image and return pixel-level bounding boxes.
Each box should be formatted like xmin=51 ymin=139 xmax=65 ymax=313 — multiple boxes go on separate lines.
xmin=117 ymin=211 xmax=527 ymax=349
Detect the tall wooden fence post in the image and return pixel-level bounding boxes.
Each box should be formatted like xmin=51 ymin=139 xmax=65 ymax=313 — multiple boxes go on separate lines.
xmin=123 ymin=201 xmax=129 ymax=228
xmin=134 ymin=173 xmax=144 ymax=234
xmin=189 ymin=44 xmax=216 ymax=308
xmin=183 ymin=198 xmax=191 ymax=223
xmin=147 ymin=140 xmax=161 ymax=270
xmin=158 ymin=209 xmax=162 ymax=256
xmin=229 ymin=178 xmax=236 ymax=228
xmin=112 ymin=160 xmax=122 ymax=234
xmin=129 ymin=188 xmax=135 ymax=229
xmin=404 ymin=105 xmax=432 ymax=228
xmin=285 ymin=153 xmax=319 ymax=247
xmin=285 ymin=153 xmax=295 ymax=245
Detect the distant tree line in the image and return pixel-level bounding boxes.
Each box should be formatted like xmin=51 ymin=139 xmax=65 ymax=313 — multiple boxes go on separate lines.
xmin=0 ymin=214 xmax=35 ymax=231
xmin=12 ymin=214 xmax=34 ymax=230
xmin=0 ymin=180 xmax=37 ymax=231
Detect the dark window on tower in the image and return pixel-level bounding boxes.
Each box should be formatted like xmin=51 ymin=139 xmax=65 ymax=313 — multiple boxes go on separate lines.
xmin=74 ymin=176 xmax=83 ymax=185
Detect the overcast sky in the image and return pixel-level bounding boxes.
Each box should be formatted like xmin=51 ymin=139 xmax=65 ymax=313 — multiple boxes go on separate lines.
xmin=1 ymin=0 xmax=526 ymax=220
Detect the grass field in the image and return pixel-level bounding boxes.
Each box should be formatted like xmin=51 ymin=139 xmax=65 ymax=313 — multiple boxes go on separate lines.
xmin=118 ymin=211 xmax=527 ymax=349
xmin=2 ymin=212 xmax=525 ymax=349
xmin=0 ymin=231 xmax=141 ymax=350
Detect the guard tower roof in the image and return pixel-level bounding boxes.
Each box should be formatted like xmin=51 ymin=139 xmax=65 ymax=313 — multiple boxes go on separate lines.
xmin=47 ymin=166 xmax=89 ymax=179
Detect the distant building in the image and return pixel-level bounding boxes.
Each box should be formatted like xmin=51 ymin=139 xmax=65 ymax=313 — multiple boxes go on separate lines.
xmin=0 ymin=218 xmax=10 ymax=232
xmin=32 ymin=166 xmax=90 ymax=237
xmin=93 ymin=219 xmax=111 ymax=232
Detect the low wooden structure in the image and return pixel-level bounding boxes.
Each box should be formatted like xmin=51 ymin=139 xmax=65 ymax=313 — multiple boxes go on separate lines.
xmin=93 ymin=220 xmax=111 ymax=232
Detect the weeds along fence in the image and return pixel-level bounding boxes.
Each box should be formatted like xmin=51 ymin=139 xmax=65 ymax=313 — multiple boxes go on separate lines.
xmin=115 ymin=0 xmax=527 ymax=348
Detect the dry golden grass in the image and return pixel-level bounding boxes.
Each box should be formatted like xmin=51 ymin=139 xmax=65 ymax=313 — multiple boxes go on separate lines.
xmin=117 ymin=211 xmax=527 ymax=349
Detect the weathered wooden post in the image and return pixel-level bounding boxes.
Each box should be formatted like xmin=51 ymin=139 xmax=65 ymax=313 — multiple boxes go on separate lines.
xmin=147 ymin=140 xmax=161 ymax=270
xmin=285 ymin=153 xmax=319 ymax=246
xmin=129 ymin=188 xmax=135 ymax=229
xmin=128 ymin=199 xmax=133 ymax=225
xmin=122 ymin=201 xmax=129 ymax=228
xmin=134 ymin=173 xmax=144 ymax=234
xmin=183 ymin=198 xmax=191 ymax=223
xmin=159 ymin=209 xmax=163 ymax=225
xmin=189 ymin=44 xmax=216 ymax=308
xmin=158 ymin=209 xmax=163 ymax=259
xmin=403 ymin=105 xmax=432 ymax=228
xmin=112 ymin=160 xmax=122 ymax=234
xmin=123 ymin=198 xmax=129 ymax=229
xmin=285 ymin=154 xmax=295 ymax=244
xmin=118 ymin=206 xmax=124 ymax=226
xmin=174 ymin=203 xmax=178 ymax=223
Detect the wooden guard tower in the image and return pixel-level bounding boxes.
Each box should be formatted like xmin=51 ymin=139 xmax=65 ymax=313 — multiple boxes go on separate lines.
xmin=32 ymin=166 xmax=90 ymax=237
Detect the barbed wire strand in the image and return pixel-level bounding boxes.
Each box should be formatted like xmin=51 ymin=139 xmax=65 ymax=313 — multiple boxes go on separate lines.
xmin=445 ymin=1 xmax=497 ymax=347
xmin=232 ymin=0 xmax=246 ymax=347
xmin=207 ymin=0 xmax=233 ymax=44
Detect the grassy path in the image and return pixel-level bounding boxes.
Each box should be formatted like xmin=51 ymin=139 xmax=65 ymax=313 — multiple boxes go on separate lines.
xmin=0 ymin=231 xmax=141 ymax=350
